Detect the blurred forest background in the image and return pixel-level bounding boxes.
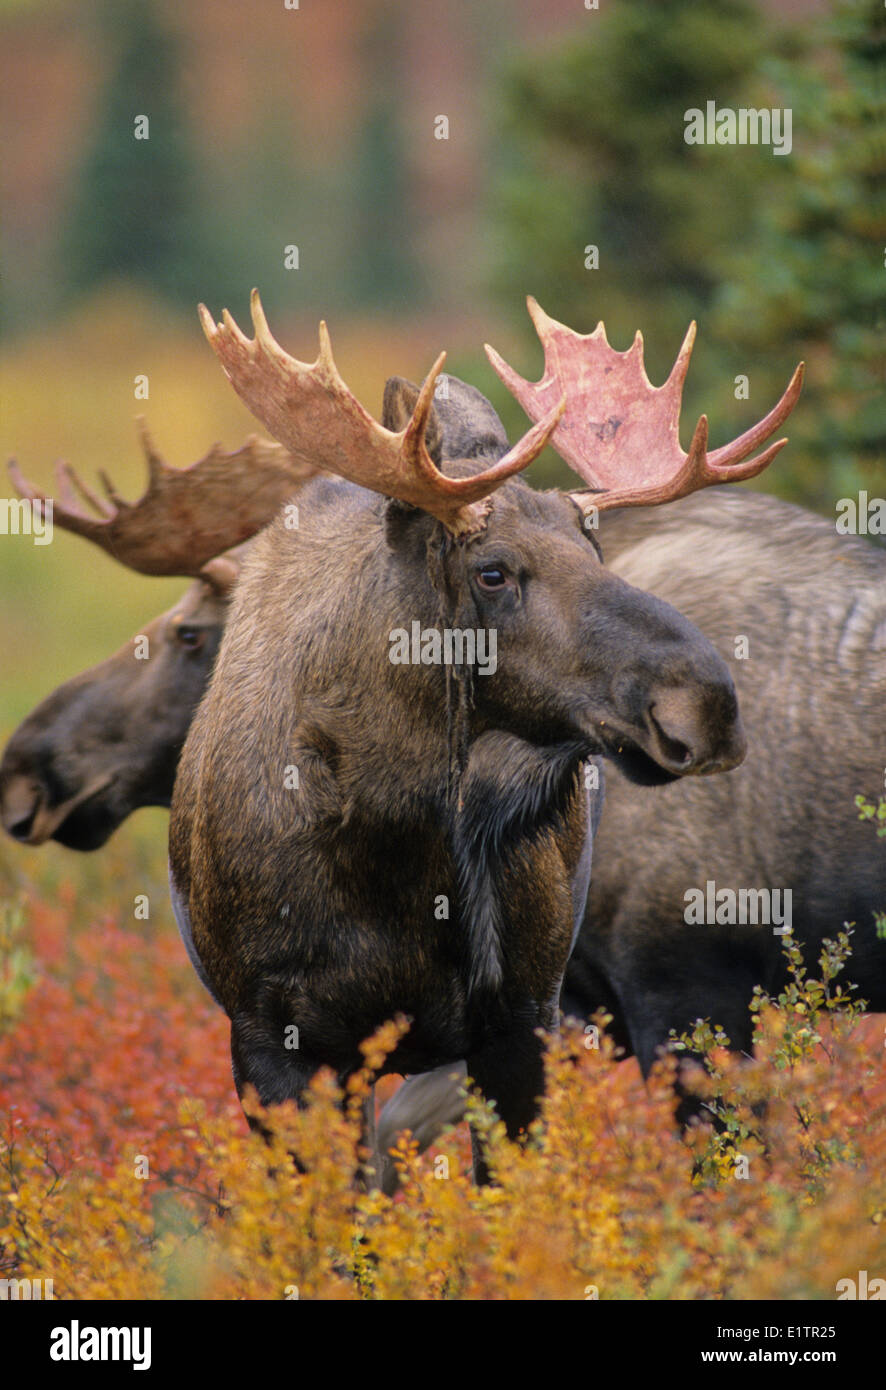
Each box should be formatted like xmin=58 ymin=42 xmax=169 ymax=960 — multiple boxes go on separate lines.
xmin=1 ymin=0 xmax=883 ymax=750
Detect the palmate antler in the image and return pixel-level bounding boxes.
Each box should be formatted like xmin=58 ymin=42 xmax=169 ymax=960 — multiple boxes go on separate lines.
xmin=486 ymin=297 xmax=804 ymax=513
xmin=198 ymin=290 xmax=565 ymax=537
xmin=8 ymin=418 xmax=317 ymax=577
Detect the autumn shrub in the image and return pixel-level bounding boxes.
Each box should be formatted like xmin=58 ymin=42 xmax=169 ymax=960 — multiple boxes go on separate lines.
xmin=1 ymin=874 xmax=883 ymax=1301
xmin=857 ymin=795 xmax=886 ymax=940
xmin=0 ymin=897 xmax=35 ymax=1036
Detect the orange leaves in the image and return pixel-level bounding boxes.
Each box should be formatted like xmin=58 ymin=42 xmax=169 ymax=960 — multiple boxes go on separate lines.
xmin=0 ymin=881 xmax=884 ymax=1299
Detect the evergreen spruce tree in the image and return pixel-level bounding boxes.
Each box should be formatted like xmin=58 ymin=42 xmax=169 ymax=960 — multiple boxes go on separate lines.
xmin=713 ymin=0 xmax=886 ymax=502
xmin=489 ymin=0 xmax=883 ymax=506
xmin=347 ymin=2 xmax=422 ymax=310
xmin=488 ymin=0 xmax=778 ymax=383
xmin=64 ymin=0 xmax=209 ymax=307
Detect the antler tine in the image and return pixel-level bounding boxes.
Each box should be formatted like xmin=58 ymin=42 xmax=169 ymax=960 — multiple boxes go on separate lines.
xmin=200 ymin=289 xmax=565 ymax=537
xmin=485 ymin=342 xmax=532 ymax=405
xmin=136 ymin=416 xmax=168 ymax=489
xmin=486 ymin=299 xmax=804 ymax=514
xmin=8 ymin=456 xmax=111 ymax=533
xmin=98 ymin=469 xmax=129 ymax=508
xmin=58 ymin=461 xmax=117 ymax=519
xmin=706 ymin=361 xmax=805 ymax=470
xmin=6 ymin=421 xmax=321 ymax=577
xmin=7 ymin=459 xmax=50 ymax=518
xmin=402 ymin=350 xmax=449 ymax=482
xmin=663 ymin=321 xmax=697 ymax=395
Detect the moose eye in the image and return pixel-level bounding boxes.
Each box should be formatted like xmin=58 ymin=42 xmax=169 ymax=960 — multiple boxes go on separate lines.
xmin=175 ymin=625 xmax=206 ymax=651
xmin=476 ymin=566 xmax=508 ymax=591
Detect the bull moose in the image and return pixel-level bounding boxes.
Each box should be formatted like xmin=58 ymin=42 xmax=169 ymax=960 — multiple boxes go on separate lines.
xmin=160 ymin=293 xmax=800 ymax=1174
xmin=9 ymin=343 xmax=880 ymax=1187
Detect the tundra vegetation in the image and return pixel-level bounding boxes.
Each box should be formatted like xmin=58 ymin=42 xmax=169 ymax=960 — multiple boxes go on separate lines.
xmin=0 ymin=882 xmax=884 ymax=1298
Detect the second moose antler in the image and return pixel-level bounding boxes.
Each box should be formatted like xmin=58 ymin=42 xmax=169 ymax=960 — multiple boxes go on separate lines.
xmin=486 ymin=297 xmax=804 ymax=513
xmin=8 ymin=418 xmax=317 ymax=578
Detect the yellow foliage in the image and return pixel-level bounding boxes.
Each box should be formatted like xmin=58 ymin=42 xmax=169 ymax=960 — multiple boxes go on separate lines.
xmin=2 ymin=986 xmax=884 ymax=1300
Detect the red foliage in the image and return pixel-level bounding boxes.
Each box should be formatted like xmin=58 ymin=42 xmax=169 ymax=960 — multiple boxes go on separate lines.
xmin=0 ymin=892 xmax=244 ymax=1182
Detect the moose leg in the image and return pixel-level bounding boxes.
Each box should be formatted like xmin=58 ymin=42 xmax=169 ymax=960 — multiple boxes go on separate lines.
xmin=624 ymin=983 xmax=756 ymax=1081
xmin=229 ymin=1012 xmax=323 ymax=1163
xmin=231 ymin=1014 xmax=382 ymax=1187
xmin=616 ymin=962 xmax=758 ymax=1130
xmin=377 ymin=1064 xmax=468 ymax=1195
xmin=466 ymin=1021 xmax=546 ymax=1185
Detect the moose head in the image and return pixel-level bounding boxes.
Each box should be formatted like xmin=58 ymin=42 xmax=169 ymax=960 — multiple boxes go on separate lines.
xmin=193 ymin=291 xmax=803 ymax=789
xmin=1 ymin=422 xmax=319 ymax=848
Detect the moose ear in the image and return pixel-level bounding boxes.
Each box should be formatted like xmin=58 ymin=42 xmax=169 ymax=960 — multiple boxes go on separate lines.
xmin=382 ymin=376 xmax=444 ymax=466
xmin=383 ymin=497 xmax=435 ymax=555
xmin=425 ymin=375 xmax=511 ymax=463
xmin=199 ymin=554 xmax=241 ymax=596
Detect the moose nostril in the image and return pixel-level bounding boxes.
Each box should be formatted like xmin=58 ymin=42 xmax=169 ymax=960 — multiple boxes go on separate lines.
xmin=646 ymin=683 xmax=747 ymax=775
xmin=7 ymin=810 xmax=37 ymax=841
xmin=646 ymin=691 xmax=704 ymax=770
xmin=648 ymin=709 xmax=693 ymax=768
xmin=1 ymin=776 xmax=43 ymax=841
